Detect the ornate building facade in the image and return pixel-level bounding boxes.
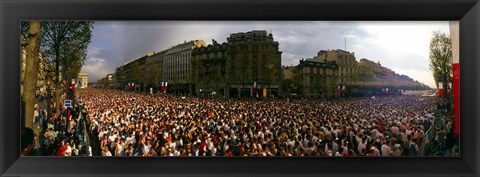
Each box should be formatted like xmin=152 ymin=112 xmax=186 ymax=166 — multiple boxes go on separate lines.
xmin=226 ymin=30 xmax=282 ymax=98
xmin=191 ymin=40 xmax=228 ymax=96
xmin=191 ymin=31 xmax=282 ymax=98
xmin=297 ymin=59 xmax=338 ymax=98
xmin=314 ymin=49 xmax=358 ymax=84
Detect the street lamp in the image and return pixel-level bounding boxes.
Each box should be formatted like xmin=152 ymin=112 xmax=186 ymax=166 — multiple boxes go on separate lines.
xmin=265 ymin=63 xmax=273 ymax=98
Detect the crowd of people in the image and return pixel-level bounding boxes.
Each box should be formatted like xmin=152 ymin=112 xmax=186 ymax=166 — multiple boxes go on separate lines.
xmin=21 ymin=91 xmax=93 ymax=157
xmin=68 ymin=88 xmax=438 ymax=157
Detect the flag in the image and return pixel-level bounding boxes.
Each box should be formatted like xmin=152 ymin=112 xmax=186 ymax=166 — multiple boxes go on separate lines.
xmin=71 ymin=79 xmax=75 ymax=89
xmin=162 ymin=81 xmax=165 ymax=91
xmin=438 ymin=82 xmax=444 ymax=96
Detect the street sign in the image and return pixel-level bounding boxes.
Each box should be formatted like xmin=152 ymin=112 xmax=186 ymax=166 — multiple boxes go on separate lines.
xmin=64 ymin=100 xmax=72 ymax=108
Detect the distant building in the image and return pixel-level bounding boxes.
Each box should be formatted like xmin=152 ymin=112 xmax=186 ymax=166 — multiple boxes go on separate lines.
xmin=314 ymin=49 xmax=358 ymax=84
xmin=163 ymin=40 xmax=206 ymax=95
xmin=282 ymin=66 xmax=295 ymax=80
xmin=77 ymin=72 xmax=88 ymax=88
xmin=145 ymin=50 xmax=166 ymax=90
xmin=107 ymin=74 xmax=113 ymax=81
xmin=358 ymin=58 xmax=396 ymax=78
xmin=114 ymin=53 xmax=150 ymax=90
xmin=297 ymin=58 xmax=338 ymax=98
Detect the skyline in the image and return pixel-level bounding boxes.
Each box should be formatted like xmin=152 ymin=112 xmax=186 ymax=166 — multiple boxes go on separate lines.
xmin=83 ymin=21 xmax=451 ymax=88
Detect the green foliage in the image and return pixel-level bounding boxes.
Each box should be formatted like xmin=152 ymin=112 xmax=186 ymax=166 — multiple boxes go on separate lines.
xmin=40 ymin=21 xmax=94 ymax=84
xmin=429 ymin=30 xmax=452 ymax=89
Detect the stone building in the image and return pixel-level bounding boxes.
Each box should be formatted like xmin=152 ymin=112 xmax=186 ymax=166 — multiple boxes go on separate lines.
xmin=145 ymin=50 xmax=166 ymax=90
xmin=191 ymin=30 xmax=282 ymax=98
xmin=114 ymin=53 xmax=150 ymax=90
xmin=191 ymin=40 xmax=228 ymax=96
xmin=226 ymin=30 xmax=282 ymax=98
xmin=313 ymin=49 xmax=358 ymax=84
xmin=297 ymin=58 xmax=338 ymax=98
xmin=163 ymin=40 xmax=206 ymax=95
xmin=358 ymin=58 xmax=396 ymax=78
xmin=77 ymin=72 xmax=88 ymax=88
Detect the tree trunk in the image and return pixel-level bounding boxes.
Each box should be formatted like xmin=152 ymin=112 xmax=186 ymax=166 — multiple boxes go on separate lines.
xmin=55 ymin=46 xmax=61 ymax=116
xmin=55 ymin=83 xmax=61 ymax=116
xmin=46 ymin=80 xmax=51 ymax=119
xmin=23 ymin=21 xmax=41 ymax=128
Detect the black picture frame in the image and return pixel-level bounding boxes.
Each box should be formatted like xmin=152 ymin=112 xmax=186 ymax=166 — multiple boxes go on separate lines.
xmin=1 ymin=0 xmax=479 ymax=176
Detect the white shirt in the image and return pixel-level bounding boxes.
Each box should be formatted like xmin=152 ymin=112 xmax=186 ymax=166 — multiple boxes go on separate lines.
xmin=335 ymin=152 xmax=343 ymax=156
xmin=126 ymin=136 xmax=135 ymax=145
xmin=102 ymin=150 xmax=112 ymax=156
xmin=381 ymin=144 xmax=391 ymax=156
xmin=371 ymin=147 xmax=380 ymax=156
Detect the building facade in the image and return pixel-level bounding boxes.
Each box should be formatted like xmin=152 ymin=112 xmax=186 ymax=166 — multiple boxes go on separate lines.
xmin=114 ymin=53 xmax=150 ymax=90
xmin=145 ymin=51 xmax=166 ymax=91
xmin=163 ymin=40 xmax=206 ymax=95
xmin=314 ymin=49 xmax=358 ymax=84
xmin=190 ymin=31 xmax=282 ymax=98
xmin=297 ymin=59 xmax=338 ymax=98
xmin=225 ymin=30 xmax=282 ymax=98
xmin=358 ymin=58 xmax=396 ymax=78
xmin=191 ymin=40 xmax=228 ymax=97
xmin=77 ymin=72 xmax=88 ymax=88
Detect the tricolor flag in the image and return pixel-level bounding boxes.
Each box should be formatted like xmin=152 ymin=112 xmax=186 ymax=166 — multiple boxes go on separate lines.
xmin=162 ymin=80 xmax=165 ymax=91
xmin=438 ymin=81 xmax=444 ymax=96
xmin=71 ymin=79 xmax=75 ymax=89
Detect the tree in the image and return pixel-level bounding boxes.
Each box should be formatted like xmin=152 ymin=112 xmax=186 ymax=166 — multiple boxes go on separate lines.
xmin=127 ymin=61 xmax=143 ymax=91
xmin=429 ymin=31 xmax=452 ymax=96
xmin=145 ymin=59 xmax=161 ymax=91
xmin=40 ymin=21 xmax=93 ymax=115
xmin=22 ymin=21 xmax=42 ymax=128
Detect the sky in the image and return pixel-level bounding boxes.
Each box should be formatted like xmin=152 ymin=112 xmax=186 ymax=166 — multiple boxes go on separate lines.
xmin=83 ymin=21 xmax=451 ymax=88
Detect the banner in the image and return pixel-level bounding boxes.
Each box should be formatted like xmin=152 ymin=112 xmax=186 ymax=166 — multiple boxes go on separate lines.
xmin=450 ymin=21 xmax=460 ymax=137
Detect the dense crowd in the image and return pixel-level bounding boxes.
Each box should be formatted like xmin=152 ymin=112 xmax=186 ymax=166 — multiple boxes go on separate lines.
xmin=21 ymin=91 xmax=92 ymax=157
xmin=70 ymin=88 xmax=438 ymax=157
